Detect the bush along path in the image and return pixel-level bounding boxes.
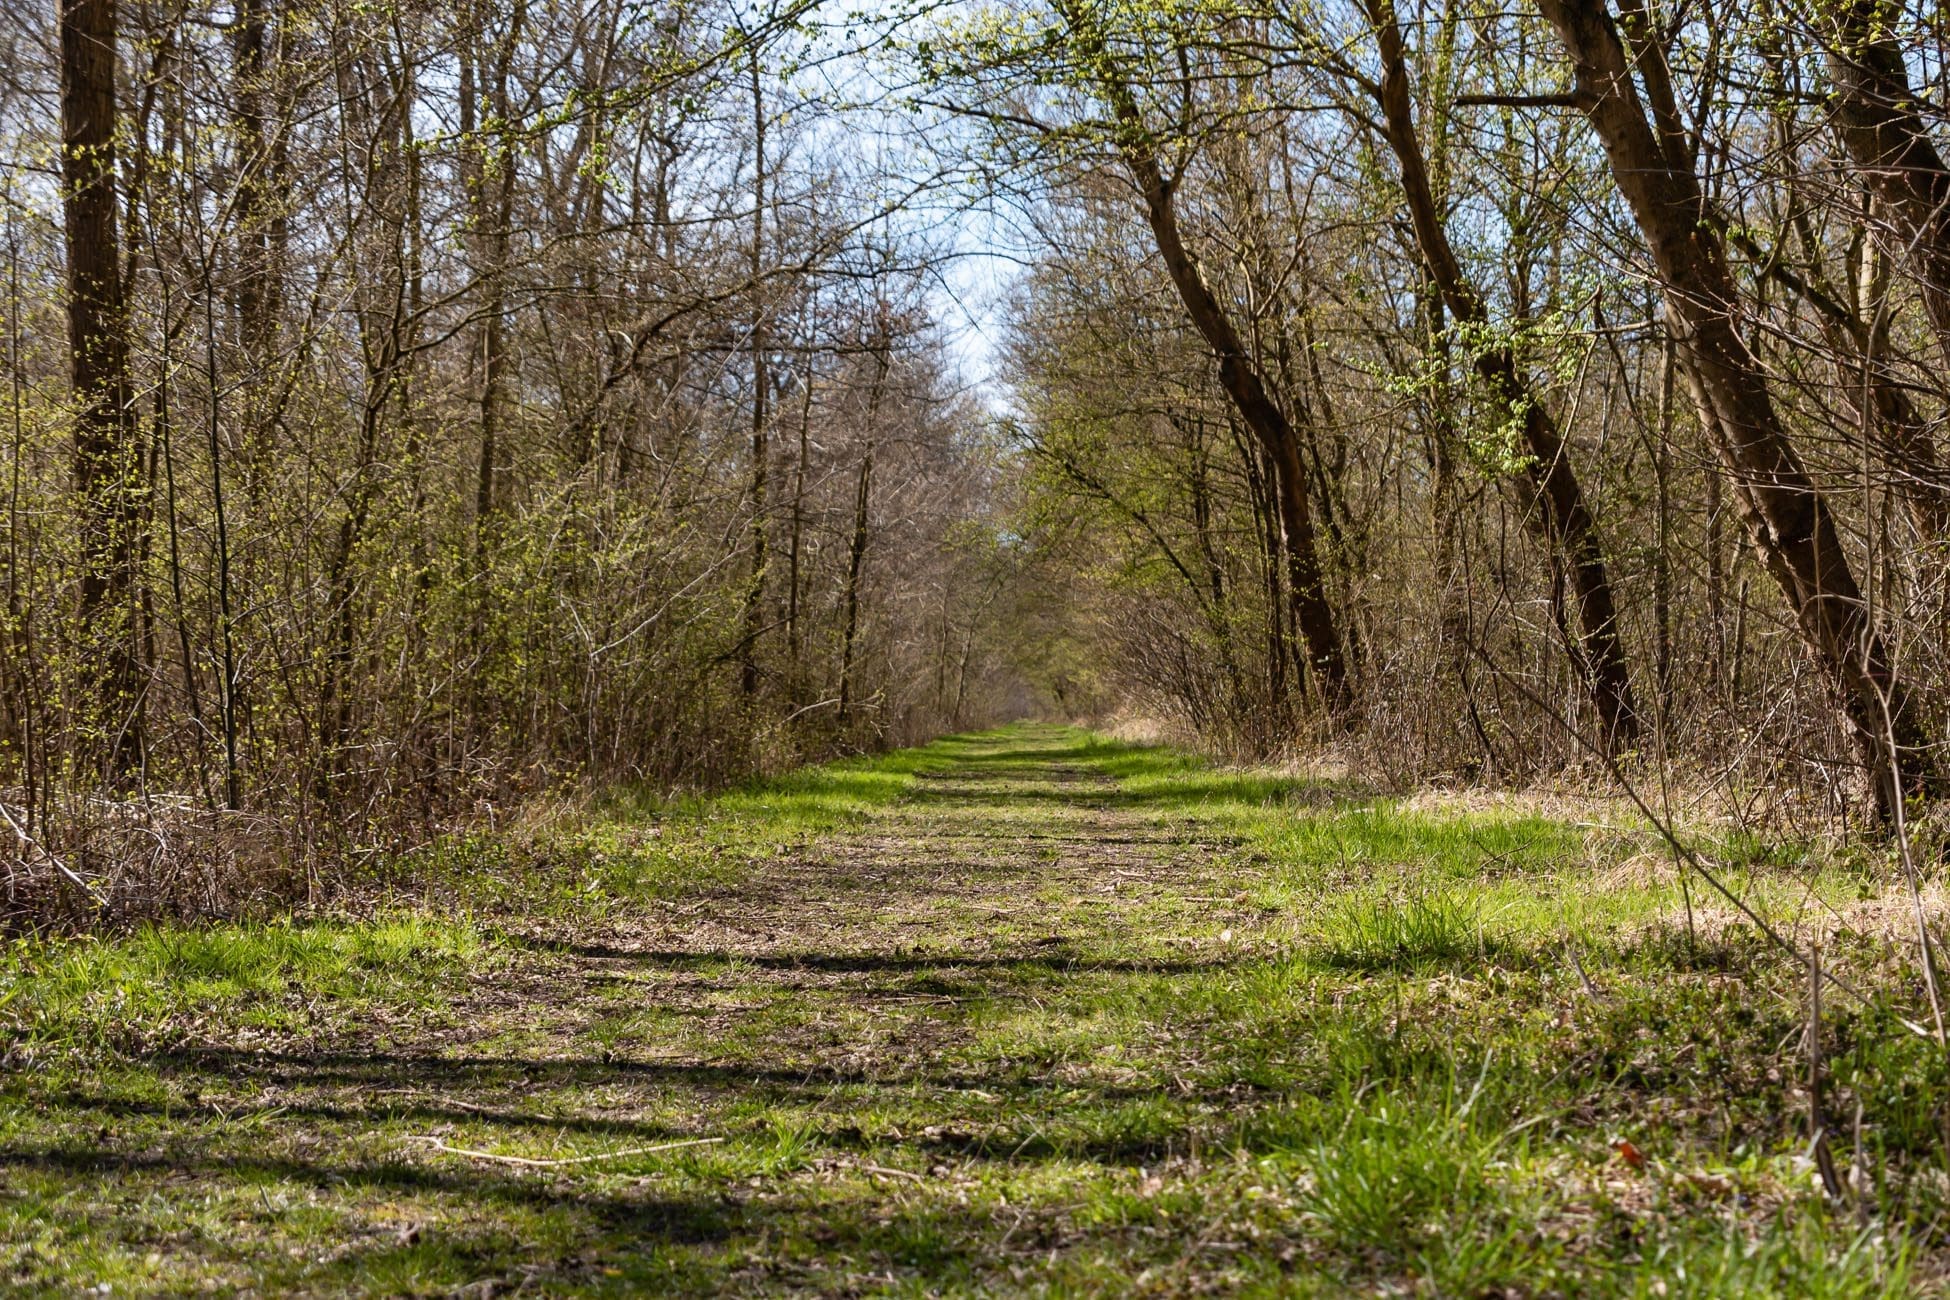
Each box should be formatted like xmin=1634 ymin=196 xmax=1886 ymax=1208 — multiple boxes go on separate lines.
xmin=1 ymin=723 xmax=1941 ymax=1295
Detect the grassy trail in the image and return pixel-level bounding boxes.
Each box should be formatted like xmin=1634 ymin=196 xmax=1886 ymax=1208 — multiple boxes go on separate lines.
xmin=0 ymin=724 xmax=1935 ymax=1295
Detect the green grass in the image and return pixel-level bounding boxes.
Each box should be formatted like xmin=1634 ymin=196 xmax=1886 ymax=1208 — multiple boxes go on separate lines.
xmin=0 ymin=722 xmax=1942 ymax=1295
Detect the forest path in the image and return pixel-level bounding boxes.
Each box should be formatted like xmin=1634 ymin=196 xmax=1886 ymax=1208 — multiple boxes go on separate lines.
xmin=8 ymin=724 xmax=1306 ymax=1296
xmin=514 ymin=723 xmax=1269 ymax=1031
xmin=422 ymin=723 xmax=1283 ymax=1169
xmin=7 ymin=724 xmax=1915 ymax=1295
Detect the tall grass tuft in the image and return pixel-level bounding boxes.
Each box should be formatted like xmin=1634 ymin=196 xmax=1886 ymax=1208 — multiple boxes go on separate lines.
xmin=1313 ymin=891 xmax=1486 ymax=971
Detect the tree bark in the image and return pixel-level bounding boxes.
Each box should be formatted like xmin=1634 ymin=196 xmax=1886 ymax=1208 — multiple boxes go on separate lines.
xmin=61 ymin=0 xmax=145 ymax=780
xmin=1238 ymin=427 xmax=1291 ymax=720
xmin=1537 ymin=0 xmax=1940 ymax=819
xmin=740 ymin=50 xmax=769 ymax=699
xmin=470 ymin=0 xmax=523 ymax=561
xmin=1780 ymin=3 xmax=1950 ymax=542
xmin=785 ymin=347 xmax=814 ymax=685
xmin=837 ymin=324 xmax=887 ymax=728
xmin=232 ymin=0 xmax=278 ymax=495
xmin=1820 ymin=0 xmax=1950 ymax=376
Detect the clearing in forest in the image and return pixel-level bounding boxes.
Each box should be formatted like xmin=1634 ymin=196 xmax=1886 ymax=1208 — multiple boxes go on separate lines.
xmin=0 ymin=723 xmax=1937 ymax=1295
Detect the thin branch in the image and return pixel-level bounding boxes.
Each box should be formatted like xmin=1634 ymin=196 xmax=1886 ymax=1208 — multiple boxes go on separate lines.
xmin=409 ymin=1135 xmax=724 ymax=1168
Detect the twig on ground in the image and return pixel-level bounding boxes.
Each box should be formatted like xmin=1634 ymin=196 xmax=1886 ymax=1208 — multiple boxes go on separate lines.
xmin=833 ymin=1157 xmax=925 ymax=1182
xmin=1567 ymin=942 xmax=1605 ymax=1001
xmin=1808 ymin=945 xmax=1844 ymax=1198
xmin=1459 ymin=637 xmax=1867 ymax=1004
xmin=410 ymin=1135 xmax=722 ymax=1167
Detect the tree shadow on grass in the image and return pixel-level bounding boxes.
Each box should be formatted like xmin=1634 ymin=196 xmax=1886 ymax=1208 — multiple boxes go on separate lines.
xmin=31 ymin=1083 xmax=697 ymax=1142
xmin=0 ymin=1141 xmax=750 ymax=1282
xmin=496 ymin=934 xmax=1239 ymax=978
xmin=900 ymin=774 xmax=1372 ymax=813
xmin=131 ymin=1041 xmax=1193 ymax=1112
xmin=39 ymin=1075 xmax=1210 ymax=1158
xmin=0 ymin=1135 xmax=1205 ymax=1293
xmin=18 ymin=1075 xmax=1203 ymax=1169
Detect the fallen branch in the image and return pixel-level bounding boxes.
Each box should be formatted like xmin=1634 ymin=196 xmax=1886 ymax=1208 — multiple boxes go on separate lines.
xmin=832 ymin=1157 xmax=925 ymax=1182
xmin=1566 ymin=942 xmax=1606 ymax=1001
xmin=1458 ymin=636 xmax=1868 ymax=1004
xmin=0 ymin=800 xmax=107 ymax=907
xmin=410 ymin=1135 xmax=722 ymax=1168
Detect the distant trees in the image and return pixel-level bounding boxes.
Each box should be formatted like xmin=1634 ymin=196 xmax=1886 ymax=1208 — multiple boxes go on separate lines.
xmin=3 ymin=0 xmax=1016 ymax=919
xmin=13 ymin=0 xmax=1950 ymax=922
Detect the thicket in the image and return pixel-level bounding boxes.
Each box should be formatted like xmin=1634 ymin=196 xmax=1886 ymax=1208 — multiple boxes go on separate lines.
xmin=1 ymin=0 xmax=1024 ymax=926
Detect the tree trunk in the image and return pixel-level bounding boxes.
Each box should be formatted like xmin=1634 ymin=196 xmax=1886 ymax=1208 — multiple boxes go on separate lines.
xmin=1747 ymin=6 xmax=1950 ymax=545
xmin=1058 ymin=14 xmax=1349 ymax=711
xmin=315 ymin=40 xmax=414 ymax=801
xmin=1537 ymin=0 xmax=1940 ymax=819
xmin=232 ymin=0 xmax=278 ymax=497
xmin=1240 ymin=428 xmax=1290 ymax=721
xmin=740 ymin=51 xmax=768 ymax=699
xmin=1821 ymin=0 xmax=1950 ymax=379
xmin=835 ymin=444 xmax=873 ymax=726
xmin=785 ymin=349 xmax=814 ymax=686
xmin=470 ymin=1 xmax=523 ymax=562
xmin=837 ymin=331 xmax=886 ymax=728
xmin=1184 ymin=413 xmax=1247 ymax=729
xmin=61 ymin=0 xmax=145 ymax=781
xmin=1368 ymin=0 xmax=1639 ymax=752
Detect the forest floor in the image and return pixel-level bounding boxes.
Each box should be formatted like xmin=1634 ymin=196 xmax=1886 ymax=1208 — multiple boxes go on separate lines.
xmin=1 ymin=723 xmax=1943 ymax=1296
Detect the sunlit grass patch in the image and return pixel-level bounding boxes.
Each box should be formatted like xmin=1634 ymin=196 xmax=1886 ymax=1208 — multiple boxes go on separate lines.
xmin=1309 ymin=889 xmax=1496 ymax=971
xmin=1285 ymin=1099 xmax=1517 ymax=1263
xmin=2 ymin=913 xmax=484 ymax=1053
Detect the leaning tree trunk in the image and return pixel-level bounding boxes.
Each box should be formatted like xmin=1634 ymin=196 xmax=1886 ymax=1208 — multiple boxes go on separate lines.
xmin=1799 ymin=1 xmax=1950 ymax=541
xmin=1537 ymin=0 xmax=1941 ymax=821
xmin=1821 ymin=0 xmax=1950 ymax=375
xmin=61 ymin=0 xmax=144 ymax=781
xmin=1058 ymin=4 xmax=1350 ymax=713
xmin=1368 ymin=0 xmax=1640 ymax=753
xmin=1141 ymin=177 xmax=1347 ymax=712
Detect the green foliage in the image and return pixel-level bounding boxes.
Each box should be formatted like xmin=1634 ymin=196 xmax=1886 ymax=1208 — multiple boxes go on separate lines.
xmin=1 ymin=915 xmax=483 ymax=1055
